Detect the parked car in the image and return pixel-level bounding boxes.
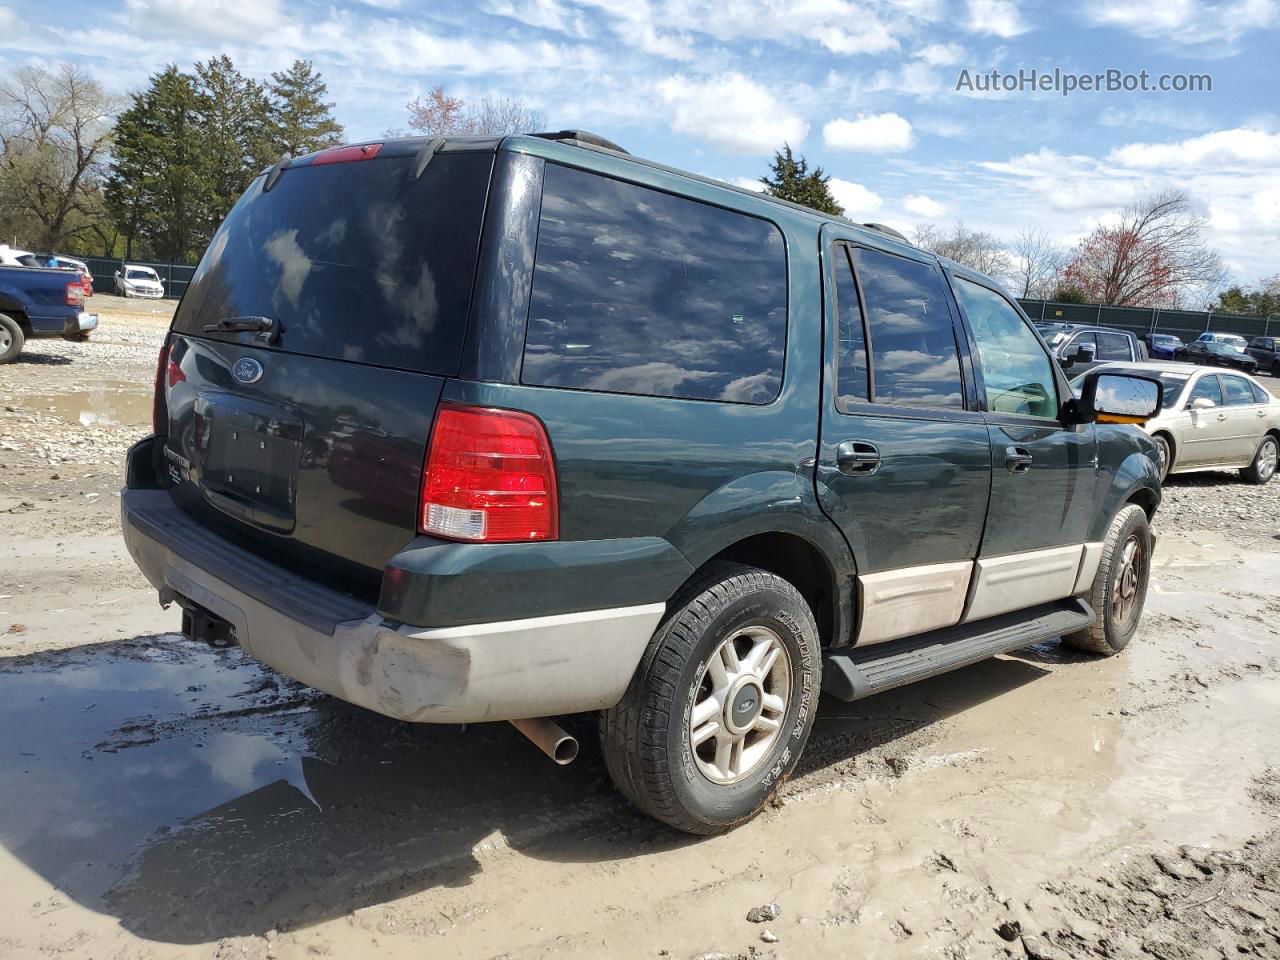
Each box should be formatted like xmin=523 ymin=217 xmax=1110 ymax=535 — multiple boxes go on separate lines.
xmin=1175 ymin=339 xmax=1258 ymax=372
xmin=1141 ymin=333 xmax=1184 ymax=360
xmin=0 ymin=244 xmax=39 ymax=267
xmin=1194 ymin=332 xmax=1250 ymax=352
xmin=1245 ymin=337 xmax=1280 ymax=376
xmin=121 ymin=132 xmax=1163 ymax=834
xmin=45 ymin=255 xmax=93 ymax=296
xmin=1034 ymin=322 xmax=1147 ymax=374
xmin=1072 ymin=362 xmax=1279 ymax=483
xmin=0 ymin=263 xmax=98 ymax=362
xmin=114 ymin=265 xmax=165 ymax=298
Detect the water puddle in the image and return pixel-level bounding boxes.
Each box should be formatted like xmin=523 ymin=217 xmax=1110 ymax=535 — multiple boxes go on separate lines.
xmin=27 ymin=381 xmax=152 ymax=428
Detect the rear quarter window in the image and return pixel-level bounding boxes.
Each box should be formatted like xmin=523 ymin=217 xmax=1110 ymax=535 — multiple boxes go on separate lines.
xmin=521 ymin=163 xmax=787 ymax=404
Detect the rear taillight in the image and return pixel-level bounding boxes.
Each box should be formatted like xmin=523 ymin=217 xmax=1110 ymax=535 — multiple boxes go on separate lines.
xmin=152 ymin=336 xmax=183 ymax=434
xmin=419 ymin=404 xmax=559 ymax=542
xmin=65 ymin=281 xmax=84 ymax=305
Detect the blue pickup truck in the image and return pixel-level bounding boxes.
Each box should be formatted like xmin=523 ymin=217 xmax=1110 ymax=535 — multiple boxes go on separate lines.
xmin=0 ymin=264 xmax=98 ymax=363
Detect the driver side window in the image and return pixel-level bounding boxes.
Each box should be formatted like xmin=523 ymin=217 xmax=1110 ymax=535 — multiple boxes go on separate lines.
xmin=953 ymin=277 xmax=1059 ymax=419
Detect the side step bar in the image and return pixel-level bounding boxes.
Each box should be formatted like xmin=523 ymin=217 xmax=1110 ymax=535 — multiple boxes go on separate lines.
xmin=822 ymin=598 xmax=1095 ymax=701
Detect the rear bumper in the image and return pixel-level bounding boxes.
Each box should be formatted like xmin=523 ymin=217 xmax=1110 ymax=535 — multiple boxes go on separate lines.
xmin=121 ymin=482 xmax=667 ymax=724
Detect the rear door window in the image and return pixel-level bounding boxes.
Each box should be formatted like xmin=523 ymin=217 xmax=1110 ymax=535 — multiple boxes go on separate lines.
xmin=522 ymin=163 xmax=787 ymax=404
xmin=850 ymin=247 xmax=964 ymax=408
xmin=1095 ymin=332 xmax=1133 ymax=361
xmin=173 ymin=152 xmax=493 ymax=375
xmin=1222 ymin=375 xmax=1255 ymax=406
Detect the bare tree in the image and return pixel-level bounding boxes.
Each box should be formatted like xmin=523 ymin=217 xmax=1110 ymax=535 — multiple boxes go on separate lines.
xmin=0 ymin=63 xmax=118 ymax=250
xmin=403 ymin=85 xmax=545 ymax=137
xmin=1010 ymin=226 xmax=1067 ymax=298
xmin=1061 ymin=190 xmax=1226 ymax=307
xmin=912 ymin=222 xmax=1014 ymax=282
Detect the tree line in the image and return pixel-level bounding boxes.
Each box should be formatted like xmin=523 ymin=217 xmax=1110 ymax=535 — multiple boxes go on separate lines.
xmin=0 ymin=59 xmax=343 ymax=263
xmin=761 ymin=145 xmax=1274 ymax=315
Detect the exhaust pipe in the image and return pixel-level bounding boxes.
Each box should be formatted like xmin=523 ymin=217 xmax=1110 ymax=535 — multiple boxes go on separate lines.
xmin=510 ymin=717 xmax=579 ymax=765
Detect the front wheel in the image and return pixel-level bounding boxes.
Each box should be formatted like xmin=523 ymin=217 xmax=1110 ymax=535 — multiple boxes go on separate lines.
xmin=601 ymin=563 xmax=821 ymax=835
xmin=1152 ymin=434 xmax=1172 ymax=482
xmin=1063 ymin=504 xmax=1152 ymax=656
xmin=1241 ymin=435 xmax=1278 ymax=485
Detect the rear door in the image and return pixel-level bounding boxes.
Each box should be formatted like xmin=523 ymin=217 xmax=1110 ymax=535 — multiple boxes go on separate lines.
xmin=817 ymin=231 xmax=991 ymax=645
xmin=161 ymin=145 xmax=494 ymax=595
xmin=948 ymin=274 xmax=1097 ymax=622
xmin=1219 ymin=374 xmax=1267 ymax=463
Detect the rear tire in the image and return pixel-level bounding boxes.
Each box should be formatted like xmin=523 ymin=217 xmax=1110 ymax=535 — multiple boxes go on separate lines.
xmin=601 ymin=563 xmax=821 ymax=835
xmin=1063 ymin=504 xmax=1152 ymax=656
xmin=0 ymin=313 xmax=24 ymax=364
xmin=1241 ymin=436 xmax=1278 ymax=485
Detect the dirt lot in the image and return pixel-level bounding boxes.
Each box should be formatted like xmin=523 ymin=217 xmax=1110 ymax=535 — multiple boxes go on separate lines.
xmin=3 ymin=303 xmax=1280 ymax=960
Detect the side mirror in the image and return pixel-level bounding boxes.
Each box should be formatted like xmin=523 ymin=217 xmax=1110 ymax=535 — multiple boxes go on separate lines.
xmin=1073 ymin=370 xmax=1162 ymax=424
xmin=1060 ymin=342 xmax=1096 ymax=368
xmin=1189 ymin=397 xmax=1216 ymax=411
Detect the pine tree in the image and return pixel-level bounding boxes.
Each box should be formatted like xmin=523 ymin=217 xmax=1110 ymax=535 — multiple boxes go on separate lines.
xmin=759 ymin=145 xmax=844 ymax=217
xmin=106 ymin=65 xmax=208 ymax=262
xmin=266 ymin=60 xmax=343 ymax=158
xmin=195 ymin=55 xmax=271 ymax=227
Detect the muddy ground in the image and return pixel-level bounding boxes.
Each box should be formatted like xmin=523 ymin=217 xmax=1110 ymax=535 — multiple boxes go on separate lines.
xmin=2 ymin=300 xmax=1280 ymax=960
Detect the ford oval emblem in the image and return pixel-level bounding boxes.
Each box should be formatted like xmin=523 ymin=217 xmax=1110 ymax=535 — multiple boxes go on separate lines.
xmin=232 ymin=357 xmax=263 ymax=384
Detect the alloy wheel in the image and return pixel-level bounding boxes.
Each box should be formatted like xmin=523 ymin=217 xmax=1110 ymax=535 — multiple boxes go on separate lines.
xmin=1110 ymin=534 xmax=1146 ymax=632
xmin=1257 ymin=439 xmax=1277 ymax=482
xmin=688 ymin=625 xmax=791 ymax=784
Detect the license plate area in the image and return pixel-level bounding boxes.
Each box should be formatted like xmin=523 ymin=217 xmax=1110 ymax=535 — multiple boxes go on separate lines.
xmin=194 ymin=393 xmax=303 ymax=533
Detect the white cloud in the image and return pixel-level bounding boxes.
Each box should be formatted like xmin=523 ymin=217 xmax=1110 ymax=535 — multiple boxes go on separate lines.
xmin=727 ymin=175 xmax=766 ymax=192
xmin=824 ymin=112 xmax=914 ymax=152
xmin=903 ymin=193 xmax=945 ymax=217
xmin=123 ymin=0 xmax=288 ymax=42
xmin=828 ymin=178 xmax=883 ymax=217
xmin=659 ymin=73 xmax=809 ymax=153
xmin=1080 ymin=0 xmax=1278 ymax=45
xmin=965 ymin=0 xmax=1029 ymax=36
xmin=1109 ymin=128 xmax=1280 ymax=170
xmin=483 ymin=0 xmax=589 ymax=34
xmin=914 ymin=42 xmax=965 ymax=65
xmin=810 ymin=20 xmax=899 ymax=55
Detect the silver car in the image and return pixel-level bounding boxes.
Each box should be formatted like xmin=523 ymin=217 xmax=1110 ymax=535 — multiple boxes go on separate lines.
xmin=1072 ymin=361 xmax=1280 ymax=484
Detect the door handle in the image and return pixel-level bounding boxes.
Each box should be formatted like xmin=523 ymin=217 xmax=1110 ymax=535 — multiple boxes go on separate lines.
xmin=836 ymin=440 xmax=881 ymax=476
xmin=1005 ymin=446 xmax=1034 ymax=473
xmin=1217 ymin=413 xmax=1228 ymax=421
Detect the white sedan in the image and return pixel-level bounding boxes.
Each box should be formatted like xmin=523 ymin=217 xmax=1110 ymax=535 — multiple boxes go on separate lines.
xmin=1073 ymin=361 xmax=1280 ymax=484
xmin=114 ymin=265 xmax=165 ymax=298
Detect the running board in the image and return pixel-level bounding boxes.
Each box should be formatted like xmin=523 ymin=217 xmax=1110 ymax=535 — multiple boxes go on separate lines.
xmin=822 ymin=598 xmax=1095 ymax=701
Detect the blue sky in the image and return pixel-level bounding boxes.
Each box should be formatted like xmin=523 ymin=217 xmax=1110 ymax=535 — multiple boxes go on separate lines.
xmin=3 ymin=0 xmax=1278 ymax=286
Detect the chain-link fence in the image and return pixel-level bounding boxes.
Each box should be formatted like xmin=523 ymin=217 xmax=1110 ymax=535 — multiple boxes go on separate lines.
xmin=1018 ymin=298 xmax=1278 ymax=342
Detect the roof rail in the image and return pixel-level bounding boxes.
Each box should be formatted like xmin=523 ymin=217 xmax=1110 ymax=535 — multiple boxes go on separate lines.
xmin=531 ymin=130 xmax=629 ymax=154
xmin=861 ymin=222 xmax=909 ymax=243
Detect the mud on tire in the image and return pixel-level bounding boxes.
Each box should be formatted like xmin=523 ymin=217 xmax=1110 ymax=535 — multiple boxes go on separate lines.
xmin=600 ymin=562 xmax=821 ymax=835
xmin=1063 ymin=503 xmax=1152 ymax=656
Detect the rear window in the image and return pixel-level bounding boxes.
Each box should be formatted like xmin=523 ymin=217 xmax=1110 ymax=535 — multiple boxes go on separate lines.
xmin=174 ymin=152 xmax=493 ymax=374
xmin=521 ymin=163 xmax=787 ymax=404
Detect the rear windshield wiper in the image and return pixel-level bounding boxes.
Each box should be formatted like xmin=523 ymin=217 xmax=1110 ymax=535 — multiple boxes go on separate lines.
xmin=203 ymin=316 xmax=282 ymax=344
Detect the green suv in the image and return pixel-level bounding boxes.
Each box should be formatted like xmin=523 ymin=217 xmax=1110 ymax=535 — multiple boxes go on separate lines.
xmin=121 ymin=131 xmax=1163 ymax=834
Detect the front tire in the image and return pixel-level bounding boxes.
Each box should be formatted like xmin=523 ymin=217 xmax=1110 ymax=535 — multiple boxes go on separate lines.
xmin=1152 ymin=434 xmax=1172 ymax=482
xmin=601 ymin=563 xmax=821 ymax=835
xmin=0 ymin=313 xmax=25 ymax=364
xmin=1063 ymin=504 xmax=1152 ymax=656
xmin=1241 ymin=435 xmax=1278 ymax=485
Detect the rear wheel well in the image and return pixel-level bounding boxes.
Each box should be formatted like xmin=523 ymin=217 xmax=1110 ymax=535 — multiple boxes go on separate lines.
xmin=696 ymin=533 xmax=836 ymax=648
xmin=1151 ymin=429 xmax=1176 ymax=465
xmin=0 ymin=303 xmax=29 ymax=334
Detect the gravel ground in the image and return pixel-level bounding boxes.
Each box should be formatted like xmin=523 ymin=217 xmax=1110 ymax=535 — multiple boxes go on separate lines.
xmin=3 ymin=305 xmax=1280 ymax=960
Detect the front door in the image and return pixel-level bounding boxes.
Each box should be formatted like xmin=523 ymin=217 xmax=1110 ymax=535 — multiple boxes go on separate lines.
xmin=816 ymin=233 xmax=991 ymax=646
xmin=949 ymin=273 xmax=1097 ymax=622
xmin=1179 ymin=373 xmax=1234 ymax=466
